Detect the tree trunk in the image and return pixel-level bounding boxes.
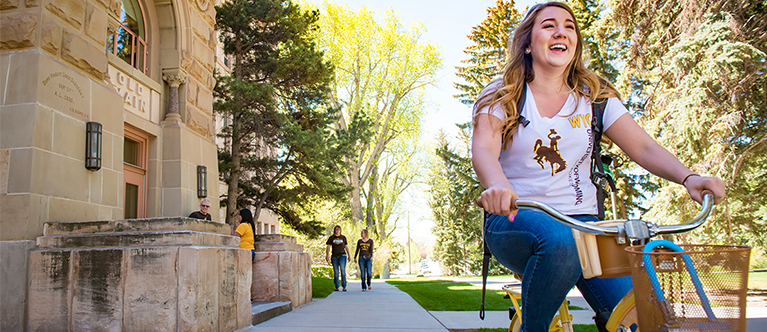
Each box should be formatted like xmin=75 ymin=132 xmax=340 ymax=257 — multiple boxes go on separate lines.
xmin=226 ymin=124 xmax=241 ymax=225
xmin=365 ymin=165 xmax=378 ymax=232
xmin=252 ymin=188 xmax=269 ymax=232
xmin=349 ymin=181 xmax=363 ymax=225
xmin=377 ymin=208 xmax=387 ymax=242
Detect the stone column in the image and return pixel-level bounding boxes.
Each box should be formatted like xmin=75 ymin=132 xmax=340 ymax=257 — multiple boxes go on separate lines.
xmin=162 ymin=69 xmax=187 ymax=121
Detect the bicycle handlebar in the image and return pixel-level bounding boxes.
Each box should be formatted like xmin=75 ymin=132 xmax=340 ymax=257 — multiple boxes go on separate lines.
xmin=482 ymin=192 xmax=714 ymax=241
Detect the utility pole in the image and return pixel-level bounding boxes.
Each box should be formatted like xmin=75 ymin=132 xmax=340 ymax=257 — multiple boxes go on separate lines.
xmin=407 ymin=211 xmax=411 ymax=275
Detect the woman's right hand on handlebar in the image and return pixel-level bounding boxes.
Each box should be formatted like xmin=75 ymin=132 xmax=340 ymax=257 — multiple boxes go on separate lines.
xmin=477 ymin=183 xmax=519 ymax=222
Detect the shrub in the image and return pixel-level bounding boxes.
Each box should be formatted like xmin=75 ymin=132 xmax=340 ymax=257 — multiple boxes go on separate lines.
xmin=312 ymin=265 xmax=333 ymax=278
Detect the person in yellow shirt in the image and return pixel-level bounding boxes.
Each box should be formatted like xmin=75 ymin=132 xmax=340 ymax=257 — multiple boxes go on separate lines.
xmin=233 ymin=208 xmax=256 ymax=261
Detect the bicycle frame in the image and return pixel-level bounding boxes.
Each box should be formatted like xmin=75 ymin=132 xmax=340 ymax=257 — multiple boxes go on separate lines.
xmin=499 ymin=192 xmax=716 ymax=332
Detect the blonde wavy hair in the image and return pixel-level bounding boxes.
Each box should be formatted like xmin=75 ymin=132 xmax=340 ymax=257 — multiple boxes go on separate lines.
xmin=473 ymin=1 xmax=621 ymax=148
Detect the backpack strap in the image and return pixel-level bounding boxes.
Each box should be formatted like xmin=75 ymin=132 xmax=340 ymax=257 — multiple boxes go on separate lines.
xmin=589 ymin=98 xmax=616 ymax=220
xmin=480 ymin=211 xmax=491 ymax=320
xmin=518 ymin=84 xmax=530 ymax=127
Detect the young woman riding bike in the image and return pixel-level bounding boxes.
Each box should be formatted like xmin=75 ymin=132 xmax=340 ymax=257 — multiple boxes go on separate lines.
xmin=471 ymin=2 xmax=726 ymax=331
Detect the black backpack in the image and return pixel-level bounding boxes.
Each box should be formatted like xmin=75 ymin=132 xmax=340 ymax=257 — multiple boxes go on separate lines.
xmin=479 ymin=85 xmax=617 ymax=319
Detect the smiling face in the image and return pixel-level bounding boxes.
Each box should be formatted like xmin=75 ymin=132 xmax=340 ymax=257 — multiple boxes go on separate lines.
xmin=199 ymin=202 xmax=210 ymax=214
xmin=528 ymin=6 xmax=578 ymax=75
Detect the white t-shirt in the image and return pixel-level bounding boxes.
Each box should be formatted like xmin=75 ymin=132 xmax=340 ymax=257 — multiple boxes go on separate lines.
xmin=476 ymin=84 xmax=628 ymax=215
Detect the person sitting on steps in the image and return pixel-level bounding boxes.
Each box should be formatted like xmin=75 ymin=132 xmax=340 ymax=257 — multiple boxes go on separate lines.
xmin=189 ymin=198 xmax=212 ymax=221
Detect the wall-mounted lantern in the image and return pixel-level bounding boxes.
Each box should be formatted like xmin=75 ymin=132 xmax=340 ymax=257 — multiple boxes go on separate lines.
xmin=197 ymin=165 xmax=207 ymax=198
xmin=85 ymin=122 xmax=102 ymax=171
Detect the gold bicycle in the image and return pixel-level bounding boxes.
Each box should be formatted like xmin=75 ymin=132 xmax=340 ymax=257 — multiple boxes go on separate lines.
xmin=500 ymin=193 xmax=750 ymax=332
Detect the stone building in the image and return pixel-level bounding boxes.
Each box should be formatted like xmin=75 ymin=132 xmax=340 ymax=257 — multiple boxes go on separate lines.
xmin=0 ymin=0 xmax=265 ymax=330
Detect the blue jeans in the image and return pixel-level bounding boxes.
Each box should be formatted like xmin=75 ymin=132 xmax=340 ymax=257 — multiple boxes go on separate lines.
xmin=330 ymin=255 xmax=347 ymax=289
xmin=358 ymin=256 xmax=372 ymax=289
xmin=484 ymin=209 xmax=633 ymax=332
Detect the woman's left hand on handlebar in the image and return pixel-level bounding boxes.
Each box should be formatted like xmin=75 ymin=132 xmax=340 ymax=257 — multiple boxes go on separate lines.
xmin=684 ymin=175 xmax=726 ymax=205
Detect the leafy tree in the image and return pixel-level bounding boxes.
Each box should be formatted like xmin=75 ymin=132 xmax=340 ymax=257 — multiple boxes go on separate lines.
xmin=215 ymin=0 xmax=351 ymax=237
xmin=364 ymin=138 xmax=426 ymax=241
xmin=313 ymin=3 xmax=441 ymax=232
xmin=429 ymin=126 xmax=510 ymax=276
xmin=609 ymin=0 xmax=767 ymax=251
xmin=454 ymin=0 xmax=523 ymax=105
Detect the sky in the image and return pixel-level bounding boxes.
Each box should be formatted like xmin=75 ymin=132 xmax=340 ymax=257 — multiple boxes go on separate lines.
xmin=305 ymin=0 xmax=539 ymax=248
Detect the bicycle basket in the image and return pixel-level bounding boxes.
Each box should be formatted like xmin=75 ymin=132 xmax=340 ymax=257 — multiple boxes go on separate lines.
xmin=625 ymin=244 xmax=750 ymax=332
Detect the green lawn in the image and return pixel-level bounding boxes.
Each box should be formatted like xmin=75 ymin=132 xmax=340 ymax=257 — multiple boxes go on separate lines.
xmin=386 ymin=279 xmax=584 ymax=311
xmin=312 ymin=276 xmax=336 ymax=298
xmin=750 ymin=272 xmax=767 ymax=290
xmin=461 ymin=274 xmax=518 ymax=280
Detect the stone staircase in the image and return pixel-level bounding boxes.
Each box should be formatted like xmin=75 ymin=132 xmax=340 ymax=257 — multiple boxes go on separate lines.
xmin=28 ymin=217 xmax=252 ymax=332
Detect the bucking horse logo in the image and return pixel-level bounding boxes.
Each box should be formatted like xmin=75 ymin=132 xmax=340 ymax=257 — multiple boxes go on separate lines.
xmin=533 ymin=129 xmax=567 ymax=176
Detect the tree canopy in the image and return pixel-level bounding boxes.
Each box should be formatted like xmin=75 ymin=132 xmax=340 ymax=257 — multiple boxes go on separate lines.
xmin=610 ymin=0 xmax=767 ymax=250
xmin=215 ymin=0 xmax=352 ymax=238
xmin=454 ymin=0 xmax=523 ymax=105
xmin=312 ymin=3 xmax=442 ymax=239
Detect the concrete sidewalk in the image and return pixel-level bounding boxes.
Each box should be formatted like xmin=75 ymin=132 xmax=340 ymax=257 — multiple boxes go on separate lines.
xmin=240 ymin=280 xmax=449 ymax=332
xmin=241 ymin=278 xmax=767 ymax=331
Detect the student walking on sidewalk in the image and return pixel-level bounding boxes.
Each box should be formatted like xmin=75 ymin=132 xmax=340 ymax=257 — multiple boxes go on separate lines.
xmin=326 ymin=225 xmax=351 ymax=291
xmin=355 ymin=229 xmax=374 ymax=291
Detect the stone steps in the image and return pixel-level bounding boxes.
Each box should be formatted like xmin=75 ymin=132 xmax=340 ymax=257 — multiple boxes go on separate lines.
xmin=250 ymin=301 xmax=292 ymax=326
xmin=27 ymin=218 xmax=252 ymax=331
xmin=254 ymin=241 xmax=304 ymax=252
xmin=36 ymin=230 xmax=238 ymax=249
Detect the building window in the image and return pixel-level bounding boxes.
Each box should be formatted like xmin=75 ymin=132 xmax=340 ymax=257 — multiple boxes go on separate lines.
xmin=109 ymin=0 xmax=148 ymax=74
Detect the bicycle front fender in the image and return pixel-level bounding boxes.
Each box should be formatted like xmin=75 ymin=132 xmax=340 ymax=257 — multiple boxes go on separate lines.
xmin=606 ymin=289 xmax=637 ymax=332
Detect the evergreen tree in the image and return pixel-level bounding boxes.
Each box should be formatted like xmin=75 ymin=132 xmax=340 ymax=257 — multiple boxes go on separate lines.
xmin=610 ymin=0 xmax=767 ymax=251
xmin=567 ymin=0 xmax=621 ymax=81
xmin=454 ymin=0 xmax=523 ymax=106
xmin=215 ymin=0 xmax=352 ymax=238
xmin=428 ymin=126 xmax=510 ymax=276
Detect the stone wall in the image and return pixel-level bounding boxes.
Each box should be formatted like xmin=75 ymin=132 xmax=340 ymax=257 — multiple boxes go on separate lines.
xmin=0 ymin=50 xmax=125 ymax=236
xmin=251 ymin=234 xmax=312 ymax=307
xmin=0 ymin=241 xmax=34 ymax=331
